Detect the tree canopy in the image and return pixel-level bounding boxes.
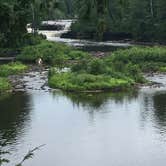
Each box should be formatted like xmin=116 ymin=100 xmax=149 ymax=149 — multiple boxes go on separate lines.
xmin=0 ymin=0 xmax=166 ymax=47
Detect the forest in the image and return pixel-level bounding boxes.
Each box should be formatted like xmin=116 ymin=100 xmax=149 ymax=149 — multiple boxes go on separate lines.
xmin=0 ymin=0 xmax=166 ymax=49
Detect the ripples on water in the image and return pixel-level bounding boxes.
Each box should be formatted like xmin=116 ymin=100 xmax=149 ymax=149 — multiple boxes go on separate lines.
xmin=0 ymin=87 xmax=166 ymax=166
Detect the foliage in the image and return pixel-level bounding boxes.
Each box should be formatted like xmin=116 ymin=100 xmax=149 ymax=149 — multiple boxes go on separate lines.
xmin=71 ymin=0 xmax=166 ymax=42
xmin=0 ymin=62 xmax=27 ymax=77
xmin=71 ymin=56 xmax=145 ymax=83
xmin=17 ymin=40 xmax=91 ymax=66
xmin=1 ymin=0 xmax=166 ymax=43
xmin=0 ymin=77 xmax=11 ymax=92
xmin=48 ymin=45 xmax=166 ymax=92
xmin=159 ymin=67 xmax=166 ymax=72
xmin=110 ymin=47 xmax=166 ymax=72
xmin=48 ymin=70 xmax=134 ymax=92
xmin=0 ymin=0 xmax=30 ymax=48
xmin=0 ymin=0 xmax=72 ymax=48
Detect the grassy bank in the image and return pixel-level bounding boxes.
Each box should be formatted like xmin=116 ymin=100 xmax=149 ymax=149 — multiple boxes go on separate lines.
xmin=49 ymin=71 xmax=134 ymax=92
xmin=0 ymin=62 xmax=28 ymax=93
xmin=0 ymin=77 xmax=11 ymax=93
xmin=110 ymin=47 xmax=166 ymax=72
xmin=2 ymin=38 xmax=163 ymax=93
xmin=0 ymin=62 xmax=28 ymax=77
xmin=48 ymin=46 xmax=166 ymax=92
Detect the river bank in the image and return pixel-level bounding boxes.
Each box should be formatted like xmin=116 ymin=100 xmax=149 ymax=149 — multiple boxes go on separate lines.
xmin=1 ymin=78 xmax=166 ymax=166
xmin=0 ymin=20 xmax=166 ymax=94
xmin=2 ymin=63 xmax=164 ymax=95
xmin=0 ymin=42 xmax=166 ymax=94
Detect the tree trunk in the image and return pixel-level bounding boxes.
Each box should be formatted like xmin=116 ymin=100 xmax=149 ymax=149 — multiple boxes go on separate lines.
xmin=150 ymin=0 xmax=154 ymax=18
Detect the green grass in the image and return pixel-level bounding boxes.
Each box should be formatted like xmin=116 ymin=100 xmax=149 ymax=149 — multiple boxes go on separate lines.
xmin=0 ymin=62 xmax=27 ymax=77
xmin=159 ymin=67 xmax=166 ymax=72
xmin=48 ymin=70 xmax=134 ymax=92
xmin=48 ymin=46 xmax=166 ymax=92
xmin=111 ymin=47 xmax=166 ymax=63
xmin=109 ymin=46 xmax=166 ymax=72
xmin=0 ymin=77 xmax=11 ymax=92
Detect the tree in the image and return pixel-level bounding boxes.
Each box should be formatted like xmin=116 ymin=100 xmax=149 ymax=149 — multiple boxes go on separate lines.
xmin=0 ymin=0 xmax=30 ymax=47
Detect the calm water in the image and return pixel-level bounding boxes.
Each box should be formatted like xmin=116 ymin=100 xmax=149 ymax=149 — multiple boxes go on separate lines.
xmin=1 ymin=88 xmax=166 ymax=166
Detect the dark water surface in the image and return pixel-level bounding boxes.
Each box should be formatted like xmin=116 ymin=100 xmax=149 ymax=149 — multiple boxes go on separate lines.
xmin=1 ymin=88 xmax=166 ymax=166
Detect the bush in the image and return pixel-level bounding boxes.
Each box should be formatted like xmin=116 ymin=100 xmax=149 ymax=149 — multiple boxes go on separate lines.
xmin=86 ymin=58 xmax=107 ymax=75
xmin=71 ymin=55 xmax=145 ymax=83
xmin=48 ymin=70 xmax=134 ymax=92
xmin=111 ymin=47 xmax=166 ymax=64
xmin=71 ymin=58 xmax=110 ymax=74
xmin=106 ymin=46 xmax=166 ymax=73
xmin=17 ymin=40 xmax=91 ymax=65
xmin=67 ymin=50 xmax=90 ymax=60
xmin=21 ymin=33 xmax=46 ymax=46
xmin=125 ymin=63 xmax=145 ymax=83
xmin=0 ymin=62 xmax=27 ymax=77
xmin=48 ymin=46 xmax=166 ymax=92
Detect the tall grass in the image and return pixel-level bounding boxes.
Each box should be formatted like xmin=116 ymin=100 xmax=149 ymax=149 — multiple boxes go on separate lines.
xmin=0 ymin=62 xmax=27 ymax=77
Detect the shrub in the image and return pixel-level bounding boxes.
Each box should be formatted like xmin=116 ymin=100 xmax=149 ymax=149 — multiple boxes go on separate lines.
xmin=125 ymin=63 xmax=145 ymax=83
xmin=21 ymin=33 xmax=46 ymax=46
xmin=17 ymin=40 xmax=91 ymax=65
xmin=67 ymin=50 xmax=90 ymax=60
xmin=0 ymin=62 xmax=27 ymax=77
xmin=106 ymin=46 xmax=166 ymax=74
xmin=87 ymin=58 xmax=107 ymax=75
xmin=111 ymin=47 xmax=166 ymax=64
xmin=48 ymin=70 xmax=134 ymax=92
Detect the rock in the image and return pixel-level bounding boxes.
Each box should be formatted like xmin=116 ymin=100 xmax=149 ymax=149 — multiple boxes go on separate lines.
xmin=39 ymin=24 xmax=65 ymax=31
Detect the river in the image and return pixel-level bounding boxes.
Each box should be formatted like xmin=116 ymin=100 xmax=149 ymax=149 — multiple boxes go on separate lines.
xmin=0 ymin=20 xmax=166 ymax=166
xmin=1 ymin=81 xmax=166 ymax=166
xmin=28 ymin=20 xmax=132 ymax=52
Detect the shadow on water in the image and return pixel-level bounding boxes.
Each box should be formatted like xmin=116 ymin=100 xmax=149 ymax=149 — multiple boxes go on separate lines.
xmin=152 ymin=93 xmax=166 ymax=133
xmin=1 ymin=89 xmax=166 ymax=165
xmin=0 ymin=92 xmax=32 ymax=145
xmin=55 ymin=90 xmax=139 ymax=110
xmin=139 ymin=90 xmax=166 ymax=138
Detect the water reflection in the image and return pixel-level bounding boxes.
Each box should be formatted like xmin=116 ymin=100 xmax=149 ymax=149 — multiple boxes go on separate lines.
xmin=153 ymin=93 xmax=166 ymax=124
xmin=0 ymin=92 xmax=32 ymax=144
xmin=0 ymin=89 xmax=166 ymax=166
xmin=138 ymin=90 xmax=166 ymax=142
xmin=53 ymin=91 xmax=138 ymax=110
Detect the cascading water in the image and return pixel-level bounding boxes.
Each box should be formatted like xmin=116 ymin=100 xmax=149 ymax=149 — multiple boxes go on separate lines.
xmin=30 ymin=20 xmax=132 ymax=51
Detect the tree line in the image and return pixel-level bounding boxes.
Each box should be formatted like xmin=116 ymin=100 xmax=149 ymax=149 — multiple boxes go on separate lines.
xmin=0 ymin=0 xmax=72 ymax=48
xmin=71 ymin=0 xmax=166 ymax=42
xmin=0 ymin=0 xmax=166 ymax=48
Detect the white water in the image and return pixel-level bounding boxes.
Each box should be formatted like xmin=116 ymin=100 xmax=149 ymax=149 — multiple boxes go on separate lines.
xmin=28 ymin=20 xmax=132 ymax=48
